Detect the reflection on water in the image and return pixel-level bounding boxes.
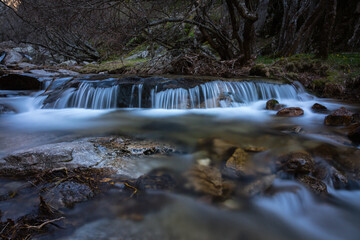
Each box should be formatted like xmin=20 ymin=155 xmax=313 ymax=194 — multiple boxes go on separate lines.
xmin=0 ymin=82 xmax=360 ymax=239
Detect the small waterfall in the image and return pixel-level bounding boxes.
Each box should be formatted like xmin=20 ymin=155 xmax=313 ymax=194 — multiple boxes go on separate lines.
xmin=152 ymin=81 xmax=302 ymax=109
xmin=45 ymin=80 xmax=305 ymax=110
xmin=53 ymin=82 xmax=119 ymax=109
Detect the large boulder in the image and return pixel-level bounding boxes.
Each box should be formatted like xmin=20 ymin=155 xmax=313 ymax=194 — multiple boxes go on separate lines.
xmin=276 ymin=107 xmax=304 ymax=117
xmin=324 ymin=107 xmax=353 ymax=126
xmin=0 ymin=74 xmax=41 ymax=90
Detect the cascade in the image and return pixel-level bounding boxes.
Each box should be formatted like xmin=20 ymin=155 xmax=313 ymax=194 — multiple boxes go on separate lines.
xmin=46 ymin=80 xmax=306 ymax=109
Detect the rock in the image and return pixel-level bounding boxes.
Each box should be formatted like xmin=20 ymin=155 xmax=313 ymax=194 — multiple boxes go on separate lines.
xmin=42 ymin=181 xmax=94 ymax=209
xmin=250 ymin=64 xmax=270 ymax=77
xmin=30 ymin=69 xmax=60 ymax=76
xmin=196 ymin=158 xmax=211 ymax=166
xmin=324 ymin=107 xmax=353 ymax=126
xmin=311 ymin=103 xmax=328 ymax=113
xmin=60 ymin=60 xmax=77 ymax=66
xmin=17 ymin=62 xmax=37 ymax=69
xmin=240 ymin=175 xmax=276 ymax=196
xmin=225 ymin=148 xmax=249 ymax=174
xmin=297 ymin=175 xmax=327 ymax=194
xmin=279 ymin=152 xmax=315 ymax=174
xmin=265 ymin=99 xmax=285 ymax=110
xmin=197 ymin=138 xmax=237 ymax=162
xmin=348 ymin=123 xmax=360 ymax=144
xmin=136 ymin=168 xmax=179 ymax=191
xmin=0 ymin=137 xmax=176 ymax=178
xmin=57 ymin=69 xmax=79 ymax=76
xmin=323 ymin=83 xmax=345 ymax=97
xmin=0 ymin=74 xmax=41 ymax=90
xmin=3 ymin=50 xmax=23 ymax=65
xmin=184 ymin=165 xmax=223 ymax=197
xmin=330 ymin=167 xmax=348 ymax=189
xmin=243 ymin=145 xmax=267 ymax=152
xmin=276 ymin=107 xmax=304 ymax=117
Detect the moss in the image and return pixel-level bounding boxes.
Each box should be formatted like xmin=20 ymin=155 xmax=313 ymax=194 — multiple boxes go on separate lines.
xmin=80 ymin=58 xmax=148 ymax=74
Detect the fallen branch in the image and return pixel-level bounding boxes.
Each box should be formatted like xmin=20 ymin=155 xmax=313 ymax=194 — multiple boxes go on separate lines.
xmin=24 ymin=217 xmax=65 ymax=230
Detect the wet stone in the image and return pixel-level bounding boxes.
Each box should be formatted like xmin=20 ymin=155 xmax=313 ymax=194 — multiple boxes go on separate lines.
xmin=42 ymin=181 xmax=94 ymax=209
xmin=265 ymin=99 xmax=285 ymax=111
xmin=276 ymin=107 xmax=304 ymax=117
xmin=311 ymin=103 xmax=329 ymax=114
xmin=324 ymin=107 xmax=353 ymax=126
xmin=136 ymin=169 xmax=179 ymax=191
xmin=279 ymin=152 xmax=315 ymax=174
xmin=184 ymin=165 xmax=223 ymax=197
xmin=297 ymin=175 xmax=328 ymax=194
xmin=225 ymin=148 xmax=249 ymax=174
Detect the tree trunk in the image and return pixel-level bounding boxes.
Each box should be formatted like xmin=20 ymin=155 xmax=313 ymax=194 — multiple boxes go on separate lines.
xmin=317 ymin=0 xmax=337 ymax=59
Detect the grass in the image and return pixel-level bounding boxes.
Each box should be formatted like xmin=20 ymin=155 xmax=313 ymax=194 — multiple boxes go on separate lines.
xmin=80 ymin=58 xmax=148 ymax=74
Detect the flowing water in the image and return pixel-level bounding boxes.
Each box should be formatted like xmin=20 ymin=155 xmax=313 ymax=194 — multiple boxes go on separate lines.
xmin=0 ymin=75 xmax=359 ymax=240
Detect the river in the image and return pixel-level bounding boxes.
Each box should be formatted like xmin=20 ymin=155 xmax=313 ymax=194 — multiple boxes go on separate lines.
xmin=0 ymin=75 xmax=359 ymax=239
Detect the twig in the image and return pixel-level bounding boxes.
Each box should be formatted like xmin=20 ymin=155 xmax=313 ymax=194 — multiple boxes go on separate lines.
xmin=24 ymin=217 xmax=65 ymax=230
xmin=0 ymin=222 xmax=10 ymax=235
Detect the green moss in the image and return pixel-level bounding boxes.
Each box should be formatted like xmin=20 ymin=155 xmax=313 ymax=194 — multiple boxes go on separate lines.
xmin=80 ymin=58 xmax=148 ymax=74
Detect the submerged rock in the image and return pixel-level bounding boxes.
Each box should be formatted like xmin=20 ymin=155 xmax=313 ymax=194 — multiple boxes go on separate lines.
xmin=324 ymin=107 xmax=353 ymax=126
xmin=136 ymin=169 xmax=179 ymax=191
xmin=297 ymin=175 xmax=327 ymax=194
xmin=279 ymin=152 xmax=315 ymax=174
xmin=225 ymin=148 xmax=249 ymax=174
xmin=240 ymin=175 xmax=276 ymax=197
xmin=276 ymin=107 xmax=304 ymax=117
xmin=311 ymin=103 xmax=328 ymax=113
xmin=184 ymin=165 xmax=223 ymax=197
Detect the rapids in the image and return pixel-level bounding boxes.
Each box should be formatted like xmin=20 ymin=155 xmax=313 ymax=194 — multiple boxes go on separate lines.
xmin=0 ymin=76 xmax=359 ymax=240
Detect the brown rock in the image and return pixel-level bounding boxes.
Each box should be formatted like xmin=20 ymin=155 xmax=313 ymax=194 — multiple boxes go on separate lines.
xmin=225 ymin=148 xmax=249 ymax=174
xmin=276 ymin=107 xmax=304 ymax=117
xmin=323 ymin=83 xmax=345 ymax=97
xmin=197 ymin=138 xmax=237 ymax=161
xmin=324 ymin=107 xmax=353 ymax=126
xmin=280 ymin=152 xmax=315 ymax=174
xmin=243 ymin=145 xmax=267 ymax=152
xmin=330 ymin=167 xmax=348 ymax=189
xmin=297 ymin=175 xmax=327 ymax=194
xmin=311 ymin=103 xmax=328 ymax=113
xmin=184 ymin=165 xmax=223 ymax=197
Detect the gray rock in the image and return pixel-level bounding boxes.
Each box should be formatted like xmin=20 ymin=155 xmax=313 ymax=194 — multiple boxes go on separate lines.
xmin=3 ymin=49 xmax=23 ymax=65
xmin=42 ymin=181 xmax=94 ymax=208
xmin=30 ymin=69 xmax=60 ymax=76
xmin=60 ymin=60 xmax=77 ymax=66
xmin=57 ymin=69 xmax=79 ymax=75
xmin=0 ymin=137 xmax=177 ymax=178
xmin=17 ymin=62 xmax=37 ymax=69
